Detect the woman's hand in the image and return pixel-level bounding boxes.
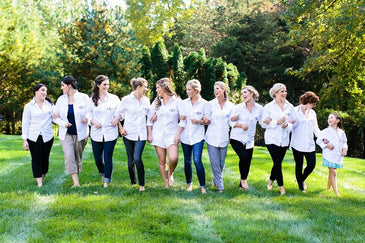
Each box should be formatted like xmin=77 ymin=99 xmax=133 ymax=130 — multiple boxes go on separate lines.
xmin=150 ymin=114 xmax=157 ymax=122
xmin=326 ymin=144 xmax=334 ymax=150
xmin=91 ymin=119 xmax=102 ymax=129
xmin=23 ymin=140 xmax=29 ymax=151
xmin=263 ymin=117 xmax=271 ymax=125
xmin=230 ymin=115 xmax=239 ymax=122
xmin=81 ymin=117 xmax=88 ymax=124
xmin=119 ymin=127 xmax=127 ymax=136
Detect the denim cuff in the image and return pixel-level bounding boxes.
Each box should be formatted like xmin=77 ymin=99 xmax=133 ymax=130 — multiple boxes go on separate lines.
xmin=104 ymin=177 xmax=111 ymax=183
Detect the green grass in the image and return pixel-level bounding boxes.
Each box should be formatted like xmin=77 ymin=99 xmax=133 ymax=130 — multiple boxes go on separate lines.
xmin=0 ymin=134 xmax=364 ymax=242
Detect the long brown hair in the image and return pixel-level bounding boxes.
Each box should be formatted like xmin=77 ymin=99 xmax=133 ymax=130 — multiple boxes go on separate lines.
xmin=154 ymin=78 xmax=177 ymax=110
xmin=91 ymin=75 xmax=109 ymax=106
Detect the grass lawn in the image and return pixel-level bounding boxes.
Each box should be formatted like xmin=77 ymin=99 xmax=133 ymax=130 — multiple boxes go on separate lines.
xmin=0 ymin=134 xmax=364 ymax=242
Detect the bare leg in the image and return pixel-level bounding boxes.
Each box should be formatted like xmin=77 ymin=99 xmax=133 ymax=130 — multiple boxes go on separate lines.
xmin=329 ymin=168 xmax=339 ymax=196
xmin=155 ymin=146 xmax=169 ymax=188
xmin=71 ymin=174 xmax=80 ymax=188
xmin=327 ymin=168 xmax=332 ymax=190
xmin=167 ymin=144 xmax=178 ymax=186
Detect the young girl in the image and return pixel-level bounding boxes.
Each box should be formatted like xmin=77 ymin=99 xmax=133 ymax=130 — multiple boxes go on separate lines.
xmin=316 ymin=113 xmax=348 ymax=196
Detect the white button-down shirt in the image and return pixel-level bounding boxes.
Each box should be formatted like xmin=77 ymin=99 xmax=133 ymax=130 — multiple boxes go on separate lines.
xmin=117 ymin=92 xmax=150 ymax=141
xmin=262 ymin=99 xmax=294 ymax=147
xmin=229 ymin=102 xmax=263 ymax=149
xmin=179 ymin=96 xmax=207 ymax=145
xmin=204 ymin=98 xmax=234 ymax=147
xmin=147 ymin=96 xmax=181 ymax=146
xmin=53 ymin=91 xmax=90 ymax=141
xmin=317 ymin=127 xmax=348 ymax=165
xmin=89 ymin=93 xmax=120 ymax=142
xmin=21 ymin=98 xmax=54 ymax=142
xmin=290 ymin=106 xmax=320 ymax=152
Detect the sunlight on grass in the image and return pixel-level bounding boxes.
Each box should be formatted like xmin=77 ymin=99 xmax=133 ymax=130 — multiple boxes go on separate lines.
xmin=0 ymin=134 xmax=364 ymax=242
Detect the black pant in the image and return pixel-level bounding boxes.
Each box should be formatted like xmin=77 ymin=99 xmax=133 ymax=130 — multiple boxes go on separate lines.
xmin=123 ymin=137 xmax=146 ymax=186
xmin=230 ymin=139 xmax=253 ymax=181
xmin=292 ymin=148 xmax=316 ymax=191
xmin=266 ymin=144 xmax=288 ymax=187
xmin=28 ymin=136 xmax=54 ymax=178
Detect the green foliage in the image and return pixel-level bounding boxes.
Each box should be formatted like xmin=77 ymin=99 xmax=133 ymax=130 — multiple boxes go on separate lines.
xmin=150 ymin=41 xmax=169 ymax=99
xmin=140 ymin=46 xmax=152 ymax=81
xmin=171 ymin=44 xmax=186 ymax=98
xmin=282 ymin=0 xmax=365 ymax=156
xmin=59 ymin=3 xmax=141 ymax=96
xmin=126 ymin=0 xmax=193 ymax=47
xmin=0 ymin=0 xmax=63 ymax=134
xmin=212 ymin=9 xmax=306 ymax=104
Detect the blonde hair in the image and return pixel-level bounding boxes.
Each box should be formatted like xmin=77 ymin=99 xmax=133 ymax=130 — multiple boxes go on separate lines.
xmin=131 ymin=77 xmax=147 ymax=91
xmin=186 ymin=79 xmax=201 ymax=93
xmin=154 ymin=78 xmax=177 ymax=109
xmin=242 ymin=85 xmax=259 ymax=101
xmin=214 ymin=81 xmax=229 ymax=100
xmin=269 ymin=83 xmax=286 ymax=99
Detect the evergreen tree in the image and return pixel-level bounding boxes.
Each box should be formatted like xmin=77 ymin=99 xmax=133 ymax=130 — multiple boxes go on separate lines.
xmin=172 ymin=44 xmax=186 ymax=98
xmin=150 ymin=41 xmax=169 ymax=99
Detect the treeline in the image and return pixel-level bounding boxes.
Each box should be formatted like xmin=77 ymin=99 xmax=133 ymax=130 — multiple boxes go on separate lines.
xmin=0 ymin=0 xmax=363 ymax=157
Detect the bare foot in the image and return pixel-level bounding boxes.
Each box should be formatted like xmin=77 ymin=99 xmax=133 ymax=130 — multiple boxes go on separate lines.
xmin=279 ymin=186 xmax=285 ymax=195
xmin=303 ymin=182 xmax=307 ymax=191
xmin=168 ymin=174 xmax=174 ymax=186
xmin=71 ymin=184 xmax=80 ymax=188
xmin=241 ymin=180 xmax=249 ymax=190
xmin=139 ymin=186 xmax=145 ymax=192
xmin=187 ymin=184 xmax=193 ymax=191
xmin=103 ymin=182 xmax=109 ymax=188
xmin=267 ymin=180 xmax=273 ymax=191
xmin=201 ymin=188 xmax=206 ymax=194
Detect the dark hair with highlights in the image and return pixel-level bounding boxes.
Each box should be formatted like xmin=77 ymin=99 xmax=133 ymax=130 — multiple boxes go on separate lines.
xmin=91 ymin=75 xmax=109 ymax=106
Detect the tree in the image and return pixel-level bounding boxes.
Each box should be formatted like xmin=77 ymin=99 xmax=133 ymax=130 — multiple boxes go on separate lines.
xmin=59 ymin=3 xmax=141 ymax=97
xmin=282 ymin=0 xmax=365 ymax=157
xmin=125 ymin=0 xmax=192 ymax=47
xmin=150 ymin=41 xmax=169 ymax=99
xmin=212 ymin=8 xmax=306 ymax=103
xmin=0 ymin=0 xmax=64 ymax=134
xmin=171 ymin=44 xmax=186 ymax=98
xmin=140 ymin=46 xmax=152 ymax=81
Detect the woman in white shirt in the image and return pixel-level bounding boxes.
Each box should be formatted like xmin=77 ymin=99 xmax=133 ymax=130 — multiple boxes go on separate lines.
xmin=53 ymin=76 xmax=89 ymax=188
xmin=230 ymin=85 xmax=263 ymax=190
xmin=290 ymin=91 xmax=320 ymax=193
xmin=147 ymin=78 xmax=182 ymax=188
xmin=89 ymin=75 xmax=120 ymax=188
xmin=22 ymin=83 xmax=54 ymax=187
xmin=179 ymin=79 xmax=207 ymax=194
xmin=117 ymin=78 xmax=150 ymax=192
xmin=204 ymin=81 xmax=234 ymax=192
xmin=262 ymin=83 xmax=294 ymax=195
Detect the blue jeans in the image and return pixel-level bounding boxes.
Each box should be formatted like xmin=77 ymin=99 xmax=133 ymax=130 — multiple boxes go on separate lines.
xmin=91 ymin=139 xmax=117 ymax=183
xmin=181 ymin=140 xmax=206 ymax=188
xmin=123 ymin=137 xmax=146 ymax=186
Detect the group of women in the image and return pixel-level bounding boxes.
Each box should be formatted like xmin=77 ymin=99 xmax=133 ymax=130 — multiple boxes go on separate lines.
xmin=22 ymin=76 xmax=347 ymax=195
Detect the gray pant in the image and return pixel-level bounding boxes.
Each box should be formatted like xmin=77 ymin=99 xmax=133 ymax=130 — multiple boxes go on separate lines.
xmin=207 ymin=143 xmax=227 ymax=190
xmin=60 ymin=134 xmax=88 ymax=175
